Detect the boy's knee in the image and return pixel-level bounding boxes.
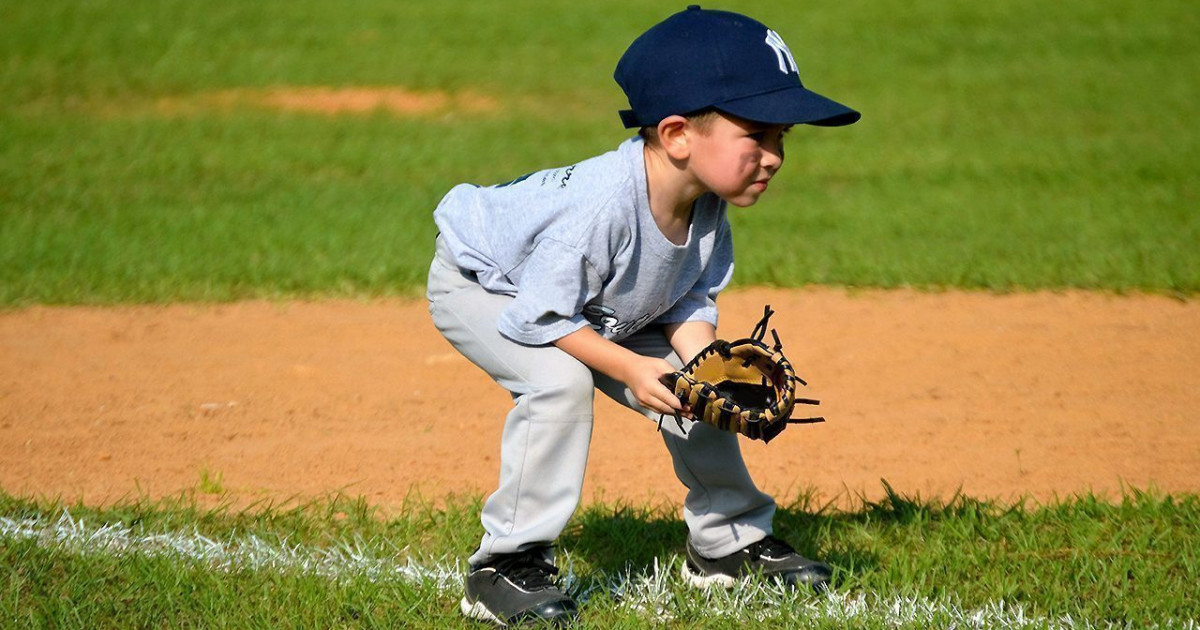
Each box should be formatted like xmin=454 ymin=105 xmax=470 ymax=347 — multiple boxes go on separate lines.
xmin=523 ymin=358 xmax=595 ymax=418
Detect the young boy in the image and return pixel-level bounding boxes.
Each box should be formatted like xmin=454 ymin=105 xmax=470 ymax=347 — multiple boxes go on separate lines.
xmin=426 ymin=6 xmax=859 ymax=626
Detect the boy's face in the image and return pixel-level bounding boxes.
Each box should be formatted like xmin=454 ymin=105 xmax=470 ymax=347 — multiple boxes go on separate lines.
xmin=686 ymin=112 xmax=790 ymax=207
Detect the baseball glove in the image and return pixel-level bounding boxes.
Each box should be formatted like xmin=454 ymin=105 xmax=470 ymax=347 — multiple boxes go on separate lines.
xmin=659 ymin=305 xmax=824 ymax=443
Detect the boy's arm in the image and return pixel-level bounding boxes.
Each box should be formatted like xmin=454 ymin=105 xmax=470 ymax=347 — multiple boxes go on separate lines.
xmin=663 ymin=320 xmax=717 ymax=366
xmin=554 ymin=326 xmax=683 ymax=416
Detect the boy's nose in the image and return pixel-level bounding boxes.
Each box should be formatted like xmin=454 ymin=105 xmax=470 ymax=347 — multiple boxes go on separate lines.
xmin=762 ymin=146 xmax=784 ymax=171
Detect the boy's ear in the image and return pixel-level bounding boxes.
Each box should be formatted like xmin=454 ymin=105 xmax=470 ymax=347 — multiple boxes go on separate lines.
xmin=656 ymin=115 xmax=692 ymax=160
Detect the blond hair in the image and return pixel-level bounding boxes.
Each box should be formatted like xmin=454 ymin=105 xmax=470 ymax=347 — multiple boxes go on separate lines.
xmin=637 ymin=109 xmax=721 ymax=146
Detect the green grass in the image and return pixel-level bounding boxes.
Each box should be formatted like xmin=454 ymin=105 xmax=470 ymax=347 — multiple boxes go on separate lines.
xmin=1 ymin=0 xmax=1197 ymax=305
xmin=2 ymin=485 xmax=1197 ymax=628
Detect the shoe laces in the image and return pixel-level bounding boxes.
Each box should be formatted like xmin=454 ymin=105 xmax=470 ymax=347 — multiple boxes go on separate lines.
xmin=747 ymin=535 xmax=796 ymax=562
xmin=487 ymin=550 xmax=560 ymax=589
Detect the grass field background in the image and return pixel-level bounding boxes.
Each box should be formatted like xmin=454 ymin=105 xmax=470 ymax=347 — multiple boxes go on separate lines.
xmin=2 ymin=0 xmax=1198 ymax=627
xmin=5 ymin=488 xmax=1198 ymax=628
xmin=1 ymin=0 xmax=1196 ymax=305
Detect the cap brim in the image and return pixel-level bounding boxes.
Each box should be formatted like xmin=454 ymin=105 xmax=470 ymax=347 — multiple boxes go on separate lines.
xmin=715 ymin=85 xmax=860 ymax=127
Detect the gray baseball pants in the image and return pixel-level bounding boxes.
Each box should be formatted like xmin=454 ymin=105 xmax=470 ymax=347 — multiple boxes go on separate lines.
xmin=427 ymin=239 xmax=775 ymax=567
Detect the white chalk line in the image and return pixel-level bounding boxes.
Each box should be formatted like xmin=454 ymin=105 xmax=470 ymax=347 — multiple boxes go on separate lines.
xmin=2 ymin=511 xmax=1194 ymax=629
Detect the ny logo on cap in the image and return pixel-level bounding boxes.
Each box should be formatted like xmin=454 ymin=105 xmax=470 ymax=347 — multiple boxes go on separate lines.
xmin=764 ymin=29 xmax=798 ymax=74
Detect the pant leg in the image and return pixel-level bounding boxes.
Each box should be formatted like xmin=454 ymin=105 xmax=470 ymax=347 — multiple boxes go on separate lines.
xmin=595 ymin=327 xmax=776 ymax=559
xmin=427 ymin=242 xmax=595 ymax=567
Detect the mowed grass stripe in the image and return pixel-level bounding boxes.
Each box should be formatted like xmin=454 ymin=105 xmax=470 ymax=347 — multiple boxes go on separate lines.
xmin=1 ymin=510 xmax=1133 ymax=630
xmin=3 ymin=489 xmax=1198 ymax=628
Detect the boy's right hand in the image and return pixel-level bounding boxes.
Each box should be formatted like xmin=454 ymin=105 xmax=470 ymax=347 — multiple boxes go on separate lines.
xmin=621 ymin=355 xmax=685 ymax=417
xmin=552 ymin=326 xmax=684 ymax=417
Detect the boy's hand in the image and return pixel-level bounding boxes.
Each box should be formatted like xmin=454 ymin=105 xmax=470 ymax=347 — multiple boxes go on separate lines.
xmin=620 ymin=355 xmax=685 ymax=416
xmin=553 ymin=327 xmax=684 ymax=417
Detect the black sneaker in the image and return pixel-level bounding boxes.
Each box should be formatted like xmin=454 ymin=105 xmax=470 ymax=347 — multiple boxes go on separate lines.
xmin=460 ymin=547 xmax=579 ymax=627
xmin=683 ymin=535 xmax=832 ymax=591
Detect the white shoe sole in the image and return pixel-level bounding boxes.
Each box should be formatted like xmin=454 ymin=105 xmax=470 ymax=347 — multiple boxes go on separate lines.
xmin=460 ymin=596 xmax=507 ymax=626
xmin=681 ymin=562 xmax=738 ymax=589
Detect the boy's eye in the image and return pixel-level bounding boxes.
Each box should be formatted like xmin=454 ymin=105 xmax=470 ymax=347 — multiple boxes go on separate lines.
xmin=748 ymin=126 xmax=789 ymax=143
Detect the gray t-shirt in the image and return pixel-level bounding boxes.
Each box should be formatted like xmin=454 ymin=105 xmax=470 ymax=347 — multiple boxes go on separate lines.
xmin=433 ymin=137 xmax=734 ymax=345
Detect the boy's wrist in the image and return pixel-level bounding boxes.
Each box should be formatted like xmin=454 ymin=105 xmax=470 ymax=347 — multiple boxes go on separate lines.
xmin=664 ymin=320 xmax=717 ymax=365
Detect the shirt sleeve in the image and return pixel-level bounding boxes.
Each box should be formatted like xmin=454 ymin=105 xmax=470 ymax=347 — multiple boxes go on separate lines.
xmin=496 ymin=239 xmax=605 ymax=345
xmin=655 ymin=217 xmax=735 ymax=327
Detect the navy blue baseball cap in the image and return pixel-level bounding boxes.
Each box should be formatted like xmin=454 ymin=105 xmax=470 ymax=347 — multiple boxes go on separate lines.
xmin=614 ymin=6 xmax=860 ymax=128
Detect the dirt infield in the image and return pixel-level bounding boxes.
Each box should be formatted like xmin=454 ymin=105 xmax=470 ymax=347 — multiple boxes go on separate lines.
xmin=2 ymin=288 xmax=1197 ymax=510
